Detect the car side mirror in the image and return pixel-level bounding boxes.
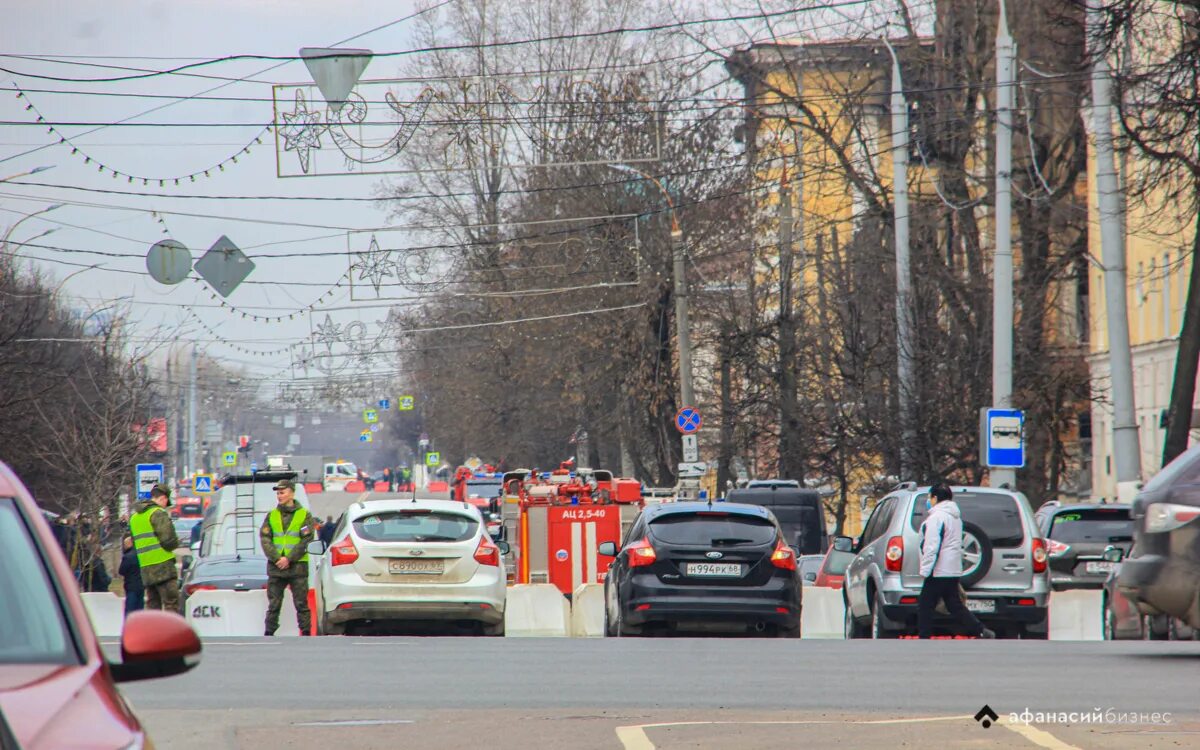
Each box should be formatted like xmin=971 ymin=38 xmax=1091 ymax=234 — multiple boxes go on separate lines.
xmin=832 ymin=536 xmax=854 ymax=553
xmin=109 ymin=610 xmax=201 ymax=683
xmin=497 ymin=541 xmax=511 ymax=555
xmin=307 ymin=540 xmax=327 ymax=556
xmin=804 ymin=572 xmax=817 ymax=582
xmin=1102 ymin=546 xmax=1124 ymax=563
xmin=598 ymin=541 xmax=618 ymax=557
xmin=181 ymin=555 xmax=193 ymax=571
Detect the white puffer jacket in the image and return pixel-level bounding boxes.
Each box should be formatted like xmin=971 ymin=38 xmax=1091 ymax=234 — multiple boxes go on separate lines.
xmin=919 ymin=500 xmax=964 ymax=578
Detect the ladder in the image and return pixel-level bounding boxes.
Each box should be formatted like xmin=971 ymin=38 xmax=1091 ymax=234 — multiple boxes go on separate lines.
xmin=232 ymin=473 xmax=258 ymax=555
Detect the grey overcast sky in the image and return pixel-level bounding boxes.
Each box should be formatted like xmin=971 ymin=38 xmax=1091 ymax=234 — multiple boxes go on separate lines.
xmin=0 ymin=0 xmax=428 ymax=391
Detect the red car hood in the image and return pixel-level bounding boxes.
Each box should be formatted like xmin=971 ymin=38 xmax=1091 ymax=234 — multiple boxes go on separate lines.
xmin=0 ymin=662 xmax=138 ymax=749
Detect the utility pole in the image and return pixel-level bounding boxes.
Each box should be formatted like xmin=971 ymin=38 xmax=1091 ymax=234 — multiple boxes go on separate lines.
xmin=886 ymin=38 xmax=916 ymax=480
xmin=990 ymin=1 xmax=1017 ymax=489
xmin=1088 ymin=0 xmax=1141 ymax=499
xmin=187 ymin=344 xmax=197 ymax=478
xmin=673 ymin=226 xmax=695 ymax=412
xmin=777 ymin=167 xmax=800 ymax=479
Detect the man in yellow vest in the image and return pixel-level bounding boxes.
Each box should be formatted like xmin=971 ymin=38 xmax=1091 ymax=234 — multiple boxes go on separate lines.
xmin=128 ymin=483 xmax=181 ymax=612
xmin=260 ymin=478 xmax=314 ymax=636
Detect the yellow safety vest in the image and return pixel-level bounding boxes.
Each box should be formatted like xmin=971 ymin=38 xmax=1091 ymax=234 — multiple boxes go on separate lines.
xmin=268 ymin=507 xmax=309 ymax=562
xmin=129 ymin=506 xmax=174 ymax=569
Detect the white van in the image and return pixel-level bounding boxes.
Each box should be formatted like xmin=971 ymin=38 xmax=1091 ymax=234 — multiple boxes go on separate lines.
xmin=198 ymin=472 xmax=310 ymax=558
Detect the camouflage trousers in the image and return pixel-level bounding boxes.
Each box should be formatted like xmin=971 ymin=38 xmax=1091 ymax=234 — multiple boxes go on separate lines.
xmin=144 ymin=578 xmax=181 ymax=614
xmin=265 ymin=575 xmax=310 ymax=635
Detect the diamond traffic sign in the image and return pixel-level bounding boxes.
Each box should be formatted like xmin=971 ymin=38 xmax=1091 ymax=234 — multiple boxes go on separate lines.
xmin=399 ymin=395 xmax=415 ymax=411
xmin=363 ymin=408 xmax=378 ymax=424
xmin=221 ymin=451 xmax=237 ymax=467
xmin=675 ymin=406 xmax=702 ymax=435
xmin=195 ymin=235 xmax=255 ymax=298
xmin=299 ymin=47 xmax=373 ymax=113
xmin=425 ymin=451 xmax=440 ymax=467
xmin=194 ymin=474 xmax=214 ymax=494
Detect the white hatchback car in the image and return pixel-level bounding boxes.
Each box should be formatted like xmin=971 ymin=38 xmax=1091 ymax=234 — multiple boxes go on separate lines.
xmin=311 ymin=499 xmax=507 ymax=635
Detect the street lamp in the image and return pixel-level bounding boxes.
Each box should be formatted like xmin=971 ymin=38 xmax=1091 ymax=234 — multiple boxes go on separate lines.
xmin=0 ymin=165 xmax=54 ymax=183
xmin=1 ymin=204 xmax=63 ymax=253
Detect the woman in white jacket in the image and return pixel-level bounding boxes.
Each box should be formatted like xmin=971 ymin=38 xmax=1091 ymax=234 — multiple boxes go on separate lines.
xmin=917 ymin=483 xmax=996 ymax=639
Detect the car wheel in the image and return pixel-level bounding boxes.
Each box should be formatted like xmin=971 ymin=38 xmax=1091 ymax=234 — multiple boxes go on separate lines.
xmin=959 ymin=522 xmax=993 ymax=588
xmin=844 ymin=595 xmax=867 ymax=639
xmin=1018 ymin=625 xmax=1047 ymax=640
xmin=1103 ymin=596 xmax=1116 ymax=640
xmin=482 ymin=621 xmax=505 ymax=637
xmin=1144 ymin=614 xmax=1170 ymax=640
xmin=776 ymin=618 xmax=802 ymax=638
xmin=604 ymin=603 xmax=616 ymax=637
xmin=616 ymin=606 xmax=642 ymax=637
xmin=320 ymin=612 xmax=345 ymax=636
xmin=870 ymin=592 xmax=897 ymax=639
xmin=1168 ymin=618 xmax=1195 ymax=641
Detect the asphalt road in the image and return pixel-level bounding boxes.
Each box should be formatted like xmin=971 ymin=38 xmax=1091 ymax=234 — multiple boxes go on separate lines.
xmin=116 ymin=638 xmax=1200 ymax=750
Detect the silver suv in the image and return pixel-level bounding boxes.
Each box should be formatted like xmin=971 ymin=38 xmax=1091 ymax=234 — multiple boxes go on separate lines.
xmin=839 ymin=483 xmax=1050 ymax=639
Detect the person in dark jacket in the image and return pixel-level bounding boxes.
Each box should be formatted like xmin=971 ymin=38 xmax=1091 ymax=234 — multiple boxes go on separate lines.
xmin=383 ymin=467 xmax=394 ymax=492
xmin=119 ymin=535 xmax=144 ymax=615
xmin=319 ymin=515 xmax=337 ymax=547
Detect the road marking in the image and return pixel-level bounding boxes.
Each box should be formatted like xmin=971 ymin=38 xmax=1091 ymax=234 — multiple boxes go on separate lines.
xmin=294 ymin=719 xmax=415 ymax=727
xmin=614 ymin=716 xmax=974 ymax=750
xmin=1002 ymin=721 xmax=1083 ymax=750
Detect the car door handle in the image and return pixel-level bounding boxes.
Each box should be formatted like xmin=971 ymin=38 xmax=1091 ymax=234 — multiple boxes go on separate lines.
xmin=1002 ymin=564 xmax=1023 ymax=571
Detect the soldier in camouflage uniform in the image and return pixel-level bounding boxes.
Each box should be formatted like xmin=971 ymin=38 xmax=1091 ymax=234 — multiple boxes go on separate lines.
xmin=260 ymin=478 xmax=314 ymax=636
xmin=128 ymin=483 xmax=181 ymax=612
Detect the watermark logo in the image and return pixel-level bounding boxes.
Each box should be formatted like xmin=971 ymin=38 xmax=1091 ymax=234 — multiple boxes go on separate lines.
xmin=974 ymin=705 xmax=999 ymax=729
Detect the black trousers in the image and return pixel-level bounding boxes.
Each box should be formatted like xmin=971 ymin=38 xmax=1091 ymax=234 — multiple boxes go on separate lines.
xmin=918 ymin=576 xmax=984 ymax=639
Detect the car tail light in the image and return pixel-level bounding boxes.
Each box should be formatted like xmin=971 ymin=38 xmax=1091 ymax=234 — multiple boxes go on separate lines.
xmin=1017 ymin=598 xmax=1036 ymax=606
xmin=184 ymin=584 xmax=217 ymax=596
xmin=1031 ymin=538 xmax=1048 ymax=573
xmin=330 ymin=536 xmax=359 ymax=566
xmin=899 ymin=595 xmax=918 ymax=604
xmin=770 ymin=539 xmax=797 ymax=571
xmin=474 ymin=536 xmax=501 ymax=567
xmin=627 ymin=538 xmax=657 ymax=567
xmin=885 ymin=536 xmax=904 ymax=572
xmin=1145 ymin=503 xmax=1200 ymax=534
xmin=1046 ymin=539 xmax=1070 ymax=558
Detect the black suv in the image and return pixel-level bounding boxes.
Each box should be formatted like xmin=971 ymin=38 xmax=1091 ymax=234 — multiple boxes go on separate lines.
xmin=1035 ymin=503 xmax=1133 ymax=591
xmin=600 ymin=502 xmax=802 ymax=637
xmin=725 ymin=487 xmax=828 ymax=555
xmin=1118 ymin=442 xmax=1200 ymax=630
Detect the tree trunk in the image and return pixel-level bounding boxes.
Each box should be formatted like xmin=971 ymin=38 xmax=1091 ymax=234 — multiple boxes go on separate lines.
xmin=717 ymin=325 xmax=735 ymax=497
xmin=1162 ymin=210 xmax=1200 ymax=466
xmin=777 ymin=175 xmax=803 ymax=481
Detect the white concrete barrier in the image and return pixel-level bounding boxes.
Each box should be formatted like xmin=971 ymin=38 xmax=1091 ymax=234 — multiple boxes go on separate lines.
xmin=1048 ymin=589 xmax=1103 ymax=641
xmin=185 ymin=589 xmax=301 ymax=637
xmin=82 ymin=592 xmax=125 ymax=638
xmin=801 ymin=586 xmax=846 ymax=639
xmin=504 ymin=584 xmax=569 ymax=637
xmin=570 ymin=583 xmax=605 ymax=638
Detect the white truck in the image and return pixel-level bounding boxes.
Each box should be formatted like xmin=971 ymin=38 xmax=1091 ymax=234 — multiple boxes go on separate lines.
xmin=267 ymin=454 xmax=358 ymax=491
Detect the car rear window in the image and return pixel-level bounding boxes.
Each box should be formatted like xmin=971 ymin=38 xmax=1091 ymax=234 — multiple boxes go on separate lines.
xmin=0 ymin=498 xmax=75 ymax=665
xmin=909 ymin=492 xmax=1026 ymax=547
xmin=1048 ymin=508 xmax=1133 ymax=543
xmin=822 ymin=549 xmax=855 ymax=575
xmin=198 ymin=559 xmax=266 ymax=576
xmin=353 ymin=510 xmax=478 ymax=543
xmin=466 ymin=480 xmax=503 ymax=499
xmin=648 ymin=512 xmax=777 ymax=546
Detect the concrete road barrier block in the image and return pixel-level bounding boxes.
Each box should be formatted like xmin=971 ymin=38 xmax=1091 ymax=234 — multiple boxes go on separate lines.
xmin=801 ymin=586 xmax=846 ymax=639
xmin=185 ymin=589 xmax=301 ymax=637
xmin=82 ymin=592 xmax=125 ymax=637
xmin=1049 ymin=589 xmax=1103 ymax=641
xmin=504 ymin=584 xmax=569 ymax=637
xmin=570 ymin=583 xmax=605 ymax=638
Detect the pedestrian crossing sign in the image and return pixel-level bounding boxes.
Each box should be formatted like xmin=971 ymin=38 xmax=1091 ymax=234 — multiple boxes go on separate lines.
xmin=363 ymin=408 xmax=378 ymax=424
xmin=194 ymin=474 xmax=214 ymax=493
xmin=399 ymin=395 xmax=415 ymax=411
xmin=222 ymin=451 xmax=237 ymax=467
xmin=425 ymin=451 xmax=440 ymax=467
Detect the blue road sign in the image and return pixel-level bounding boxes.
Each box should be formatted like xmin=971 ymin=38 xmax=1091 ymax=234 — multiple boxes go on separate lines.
xmin=984 ymin=409 xmax=1025 ymax=468
xmin=135 ymin=463 xmax=164 ymax=501
xmin=194 ymin=474 xmax=213 ymax=493
xmin=675 ymin=406 xmax=702 ymax=435
xmin=379 ymin=398 xmax=390 ymax=410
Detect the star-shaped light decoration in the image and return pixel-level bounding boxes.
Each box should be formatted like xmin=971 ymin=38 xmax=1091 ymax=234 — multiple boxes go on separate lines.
xmin=279 ymin=90 xmax=325 ymax=174
xmin=353 ymin=235 xmax=399 ymax=296
xmin=312 ymin=314 xmax=343 ymax=350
